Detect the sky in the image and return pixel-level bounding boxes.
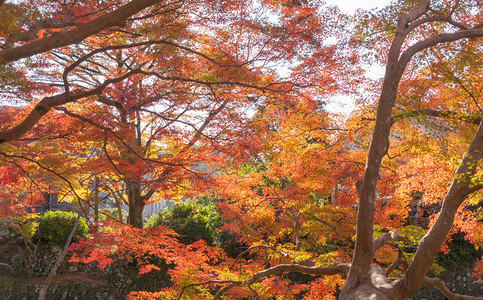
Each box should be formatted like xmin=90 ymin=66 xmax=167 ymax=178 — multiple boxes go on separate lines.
xmin=324 ymin=0 xmax=392 ymax=14
xmin=321 ymin=0 xmax=393 ymax=113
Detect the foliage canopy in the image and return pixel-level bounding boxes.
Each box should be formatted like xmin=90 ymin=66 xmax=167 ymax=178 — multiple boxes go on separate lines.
xmin=0 ymin=0 xmax=482 ymax=299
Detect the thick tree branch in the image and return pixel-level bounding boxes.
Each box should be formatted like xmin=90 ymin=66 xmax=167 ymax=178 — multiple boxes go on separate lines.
xmin=396 ymin=119 xmax=483 ymax=297
xmin=385 ymin=247 xmax=403 ymax=277
xmin=4 ymin=18 xmax=80 ymax=47
xmin=0 ymin=0 xmax=164 ymax=64
xmin=372 ymin=230 xmax=401 ymax=258
xmin=213 ymin=263 xmax=350 ymax=300
xmin=365 ymin=109 xmax=482 ymax=126
xmin=408 ymin=15 xmax=469 ymax=32
xmin=346 ymin=1 xmax=432 ymax=287
xmin=396 ymin=28 xmax=483 ymax=79
xmin=342 ymin=1 xmax=483 ymax=297
xmin=0 ymin=69 xmax=144 ymax=144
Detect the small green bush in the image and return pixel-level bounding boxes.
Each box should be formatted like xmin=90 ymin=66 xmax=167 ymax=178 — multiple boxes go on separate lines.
xmin=145 ymin=197 xmax=223 ymax=246
xmin=9 ymin=214 xmax=39 ymax=240
xmin=34 ymin=211 xmax=88 ymax=246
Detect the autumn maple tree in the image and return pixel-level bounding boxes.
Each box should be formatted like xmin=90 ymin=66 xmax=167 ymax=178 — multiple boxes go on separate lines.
xmin=0 ymin=0 xmax=330 ymax=226
xmin=172 ymin=1 xmax=483 ymax=299
xmin=0 ymin=0 xmax=482 ymax=299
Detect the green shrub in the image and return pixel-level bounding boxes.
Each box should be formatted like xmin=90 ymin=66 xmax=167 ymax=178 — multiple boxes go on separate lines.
xmin=99 ymin=207 xmax=127 ymax=222
xmin=436 ymin=230 xmax=482 ymax=271
xmin=34 ymin=211 xmax=88 ymax=246
xmin=145 ymin=197 xmax=223 ymax=246
xmin=9 ymin=214 xmax=39 ymax=240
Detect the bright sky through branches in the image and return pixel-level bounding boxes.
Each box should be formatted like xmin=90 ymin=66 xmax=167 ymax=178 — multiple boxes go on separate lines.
xmin=323 ymin=0 xmax=391 ymax=114
xmin=325 ymin=0 xmax=391 ymax=14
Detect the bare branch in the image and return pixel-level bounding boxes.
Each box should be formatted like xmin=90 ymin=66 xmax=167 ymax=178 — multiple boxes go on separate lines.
xmin=176 ymin=280 xmax=240 ymax=300
xmin=0 ymin=152 xmax=90 ymax=221
xmin=372 ymin=230 xmax=401 ymax=258
xmin=38 ymin=216 xmax=80 ymax=300
xmin=0 ymin=262 xmax=16 ymax=276
xmin=408 ymin=15 xmax=469 ymax=32
xmin=423 ymin=277 xmax=483 ymax=300
xmin=385 ymin=247 xmax=403 ymax=277
xmin=0 ymin=69 xmax=145 ymax=144
xmin=55 ymin=106 xmax=185 ymax=168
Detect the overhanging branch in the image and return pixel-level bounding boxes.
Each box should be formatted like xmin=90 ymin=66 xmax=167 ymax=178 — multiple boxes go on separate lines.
xmin=211 ymin=263 xmax=350 ymax=300
xmin=0 ymin=0 xmax=164 ymax=64
xmin=423 ymin=277 xmax=482 ymax=300
xmin=392 ymin=109 xmax=481 ymax=125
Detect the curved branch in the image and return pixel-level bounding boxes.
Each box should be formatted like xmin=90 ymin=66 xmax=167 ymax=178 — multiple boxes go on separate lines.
xmin=397 ymin=119 xmax=483 ymax=297
xmin=464 ymin=184 xmax=483 ymax=198
xmin=176 ymin=280 xmax=240 ymax=300
xmin=392 ymin=109 xmax=482 ymax=125
xmin=0 ymin=152 xmax=90 ymax=221
xmin=408 ymin=15 xmax=469 ymax=32
xmin=0 ymin=69 xmax=144 ymax=144
xmin=396 ymin=28 xmax=483 ymax=79
xmin=138 ymin=69 xmax=299 ymax=92
xmin=213 ymin=263 xmax=350 ymax=300
xmin=234 ymin=245 xmax=278 ymax=264
xmin=372 ymin=230 xmax=401 ymax=258
xmin=423 ymin=277 xmax=483 ymax=300
xmin=0 ymin=263 xmax=16 ymax=276
xmin=385 ymin=247 xmax=403 ymax=277
xmin=55 ymin=106 xmax=185 ymax=167
xmin=0 ymin=0 xmax=164 ymax=64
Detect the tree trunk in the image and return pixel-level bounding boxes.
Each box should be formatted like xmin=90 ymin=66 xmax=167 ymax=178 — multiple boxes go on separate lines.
xmin=94 ymin=175 xmax=100 ymax=223
xmin=340 ymin=1 xmax=483 ymax=298
xmin=126 ymin=179 xmax=145 ymax=228
xmin=115 ymin=196 xmax=124 ymax=223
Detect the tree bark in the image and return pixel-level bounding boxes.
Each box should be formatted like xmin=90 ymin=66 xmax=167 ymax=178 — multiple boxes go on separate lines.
xmin=126 ymin=179 xmax=146 ymax=228
xmin=394 ymin=119 xmax=483 ymax=297
xmin=0 ymin=0 xmax=163 ymax=65
xmin=340 ymin=0 xmax=483 ymax=298
xmin=341 ymin=2 xmax=431 ymax=295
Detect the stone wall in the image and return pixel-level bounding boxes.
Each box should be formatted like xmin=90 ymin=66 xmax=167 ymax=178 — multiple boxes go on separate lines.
xmin=0 ymin=242 xmax=171 ymax=299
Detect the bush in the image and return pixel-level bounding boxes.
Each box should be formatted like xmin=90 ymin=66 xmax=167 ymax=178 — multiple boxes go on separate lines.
xmin=436 ymin=230 xmax=482 ymax=271
xmin=9 ymin=214 xmax=39 ymax=240
xmin=34 ymin=211 xmax=88 ymax=246
xmin=99 ymin=207 xmax=127 ymax=223
xmin=145 ymin=198 xmax=223 ymax=246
